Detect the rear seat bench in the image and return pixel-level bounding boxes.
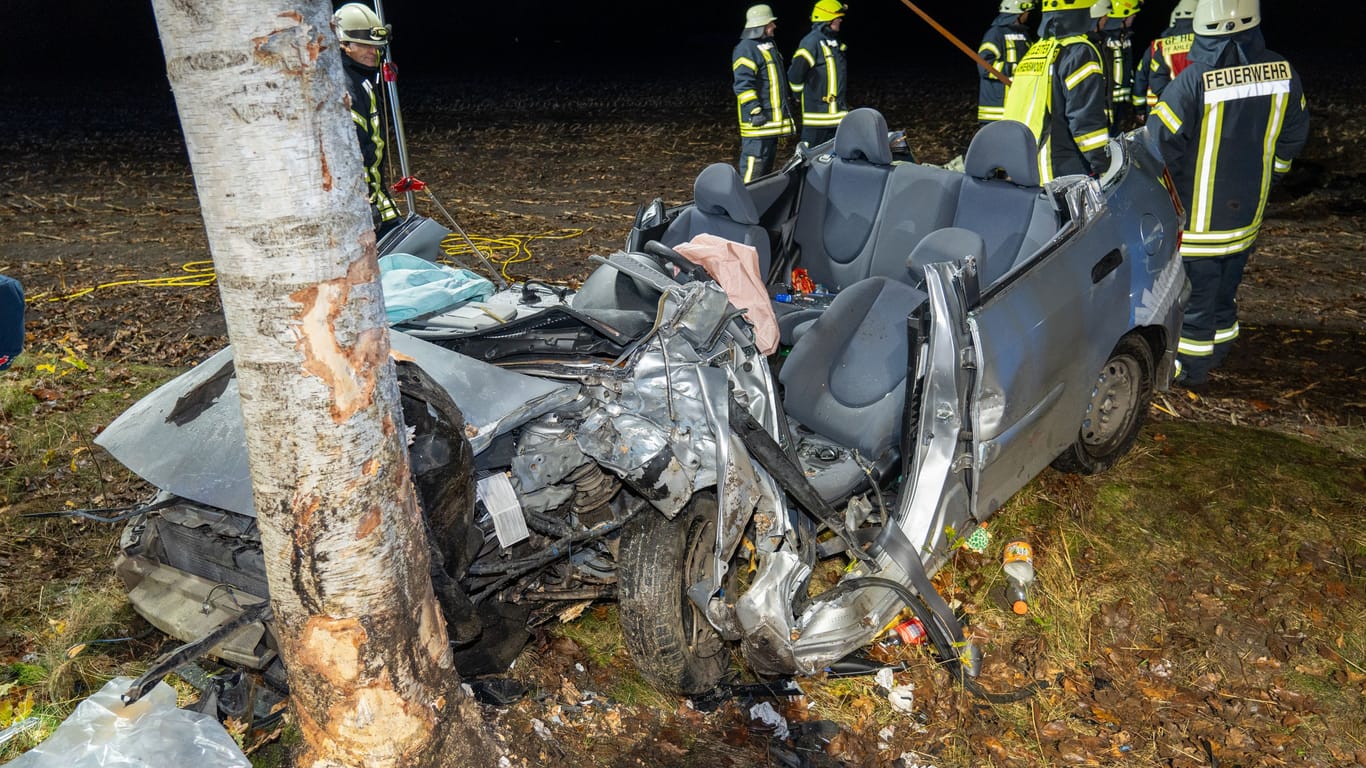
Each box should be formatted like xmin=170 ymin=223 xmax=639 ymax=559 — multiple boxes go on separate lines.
xmin=780 ymin=116 xmax=1060 ymax=343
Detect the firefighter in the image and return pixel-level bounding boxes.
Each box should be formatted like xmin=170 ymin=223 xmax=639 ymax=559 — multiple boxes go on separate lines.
xmin=1003 ymin=0 xmax=1111 ymax=182
xmin=788 ymin=0 xmax=850 ymax=147
xmin=1093 ymin=0 xmax=1142 ymax=131
xmin=334 ymin=3 xmax=400 ymax=238
xmin=977 ymin=0 xmax=1038 ymax=125
xmin=1133 ymin=0 xmax=1196 ymax=121
xmin=1149 ymin=0 xmax=1310 ymax=387
xmin=733 ymin=4 xmax=797 ymax=182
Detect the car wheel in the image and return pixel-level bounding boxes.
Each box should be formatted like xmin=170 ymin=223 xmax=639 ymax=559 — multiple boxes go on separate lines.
xmin=1051 ymin=334 xmax=1154 ymax=475
xmin=618 ymin=493 xmax=732 ymax=695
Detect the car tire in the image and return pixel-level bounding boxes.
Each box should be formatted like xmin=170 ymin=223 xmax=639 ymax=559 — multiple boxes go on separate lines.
xmin=618 ymin=493 xmax=731 ymax=695
xmin=1051 ymin=334 xmax=1154 ymax=475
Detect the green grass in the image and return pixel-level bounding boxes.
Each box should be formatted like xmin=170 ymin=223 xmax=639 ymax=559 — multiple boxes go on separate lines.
xmin=1 ymin=351 xmax=180 ymax=762
xmin=0 ymin=352 xmax=177 ymax=506
xmin=3 ymin=348 xmax=1364 ymax=765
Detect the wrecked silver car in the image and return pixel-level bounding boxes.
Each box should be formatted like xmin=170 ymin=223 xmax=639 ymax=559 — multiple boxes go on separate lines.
xmin=96 ymin=112 xmax=1185 ymax=701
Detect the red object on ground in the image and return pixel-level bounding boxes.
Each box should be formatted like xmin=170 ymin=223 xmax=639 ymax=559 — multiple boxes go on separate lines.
xmin=891 ymin=618 xmax=927 ymax=645
xmin=392 ymin=176 xmax=427 ymax=193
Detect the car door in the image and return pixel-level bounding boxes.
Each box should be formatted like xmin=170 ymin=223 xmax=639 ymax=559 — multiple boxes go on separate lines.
xmin=893 ymin=261 xmax=977 ymax=571
xmin=967 ymin=202 xmax=1135 ymax=519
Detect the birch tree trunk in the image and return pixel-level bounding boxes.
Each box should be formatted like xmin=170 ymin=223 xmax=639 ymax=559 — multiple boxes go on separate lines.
xmin=148 ymin=2 xmax=493 ymax=765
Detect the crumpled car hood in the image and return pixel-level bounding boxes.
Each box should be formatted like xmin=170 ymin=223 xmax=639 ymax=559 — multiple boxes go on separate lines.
xmin=95 ymin=331 xmax=581 ymax=517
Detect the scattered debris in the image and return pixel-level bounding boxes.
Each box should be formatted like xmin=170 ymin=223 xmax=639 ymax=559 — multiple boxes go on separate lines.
xmin=3 ymin=677 xmax=249 ymax=768
xmin=747 ymin=700 xmax=789 ymax=740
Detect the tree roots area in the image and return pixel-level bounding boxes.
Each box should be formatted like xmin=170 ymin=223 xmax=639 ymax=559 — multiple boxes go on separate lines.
xmin=1 ymin=67 xmax=1363 ymax=767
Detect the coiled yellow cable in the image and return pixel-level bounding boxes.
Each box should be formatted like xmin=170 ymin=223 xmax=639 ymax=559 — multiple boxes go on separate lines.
xmin=24 ymin=227 xmax=590 ymax=302
xmin=25 ymin=261 xmax=217 ymax=302
xmin=438 ymin=228 xmax=589 ymax=283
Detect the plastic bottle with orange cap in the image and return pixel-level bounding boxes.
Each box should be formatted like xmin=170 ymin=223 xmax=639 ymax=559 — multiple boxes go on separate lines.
xmin=1002 ymin=540 xmax=1036 ymax=615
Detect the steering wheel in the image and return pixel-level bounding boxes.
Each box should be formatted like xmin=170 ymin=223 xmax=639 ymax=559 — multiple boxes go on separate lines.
xmin=644 ymin=240 xmax=711 ymax=283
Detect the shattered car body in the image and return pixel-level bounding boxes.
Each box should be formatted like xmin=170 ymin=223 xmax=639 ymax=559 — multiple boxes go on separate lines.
xmin=98 ymin=112 xmax=1185 ymax=697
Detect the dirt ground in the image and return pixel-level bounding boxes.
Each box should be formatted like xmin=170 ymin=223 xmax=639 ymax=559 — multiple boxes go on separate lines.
xmin=2 ymin=66 xmax=1364 ymax=766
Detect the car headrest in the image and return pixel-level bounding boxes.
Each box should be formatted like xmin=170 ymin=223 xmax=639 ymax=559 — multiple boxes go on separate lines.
xmin=693 ymin=163 xmax=761 ymax=225
xmin=908 ymin=227 xmax=987 ymax=280
xmin=833 ymin=108 xmax=893 ymax=166
xmin=963 ymin=119 xmax=1041 ymax=188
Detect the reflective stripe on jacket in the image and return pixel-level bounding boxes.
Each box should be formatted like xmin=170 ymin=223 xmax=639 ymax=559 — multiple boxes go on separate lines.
xmin=1003 ymin=33 xmax=1110 ymax=181
xmin=1151 ymin=30 xmax=1310 ymax=257
xmin=1098 ymin=20 xmax=1134 ymax=111
xmin=733 ymin=37 xmax=797 ymax=138
xmin=1142 ymin=22 xmax=1194 ymax=107
xmin=343 ymin=57 xmax=398 ymax=223
xmin=977 ymin=15 xmax=1036 ymax=122
xmin=788 ymin=23 xmax=849 ymax=128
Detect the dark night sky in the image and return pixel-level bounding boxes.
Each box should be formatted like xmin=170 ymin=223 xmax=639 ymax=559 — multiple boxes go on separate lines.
xmin=14 ymin=0 xmax=1337 ymax=90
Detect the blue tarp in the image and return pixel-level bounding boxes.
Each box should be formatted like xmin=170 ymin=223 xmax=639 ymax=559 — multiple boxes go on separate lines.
xmin=378 ymin=253 xmax=495 ymax=325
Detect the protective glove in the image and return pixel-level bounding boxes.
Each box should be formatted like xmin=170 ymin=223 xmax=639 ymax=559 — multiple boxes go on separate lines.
xmin=749 ymin=108 xmax=768 ymax=127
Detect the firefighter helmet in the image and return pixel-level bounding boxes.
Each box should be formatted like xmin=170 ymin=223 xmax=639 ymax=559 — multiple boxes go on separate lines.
xmin=811 ymin=0 xmax=848 ymax=22
xmin=1170 ymin=0 xmax=1197 ymax=23
xmin=999 ymin=0 xmax=1038 ymax=12
xmin=1193 ymin=0 xmax=1259 ymax=34
xmin=1041 ymin=0 xmax=1101 ymax=10
xmin=745 ymin=4 xmax=778 ymax=28
xmin=1110 ymin=0 xmax=1142 ymax=17
xmin=333 ymin=3 xmax=390 ymax=46
xmin=1089 ymin=0 xmax=1111 ymax=16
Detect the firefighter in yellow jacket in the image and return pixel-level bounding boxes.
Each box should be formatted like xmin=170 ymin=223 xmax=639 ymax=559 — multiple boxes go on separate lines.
xmin=733 ymin=4 xmax=797 ymax=182
xmin=788 ymin=0 xmax=850 ymax=147
xmin=1149 ymin=0 xmax=1309 ymax=386
xmin=1003 ymin=0 xmax=1111 ymax=181
xmin=977 ymin=0 xmax=1038 ymax=125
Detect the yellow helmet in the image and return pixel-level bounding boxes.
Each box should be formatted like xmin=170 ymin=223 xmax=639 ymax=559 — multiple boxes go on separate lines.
xmin=811 ymin=0 xmax=848 ymax=22
xmin=1193 ymin=0 xmax=1259 ymax=35
xmin=1092 ymin=0 xmax=1141 ymax=16
xmin=1041 ymin=0 xmax=1101 ymax=10
xmin=1110 ymin=0 xmax=1142 ymax=16
xmin=333 ymin=3 xmax=390 ymax=47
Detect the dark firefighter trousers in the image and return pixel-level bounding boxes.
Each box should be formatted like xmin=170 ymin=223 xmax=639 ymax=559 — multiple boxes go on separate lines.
xmin=739 ymin=137 xmax=779 ymax=183
xmin=1177 ymin=247 xmax=1251 ymax=384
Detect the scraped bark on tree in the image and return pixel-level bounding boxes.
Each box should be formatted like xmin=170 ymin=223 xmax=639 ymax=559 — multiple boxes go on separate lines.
xmin=147 ymin=1 xmax=494 ymax=765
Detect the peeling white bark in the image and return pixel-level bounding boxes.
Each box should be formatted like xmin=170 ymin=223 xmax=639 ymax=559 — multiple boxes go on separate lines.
xmin=147 ymin=2 xmax=488 ymax=765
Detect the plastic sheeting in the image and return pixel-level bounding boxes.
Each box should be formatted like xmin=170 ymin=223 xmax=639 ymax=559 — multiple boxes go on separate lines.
xmin=378 ymin=252 xmax=495 ymax=325
xmin=2 ymin=677 xmax=250 ymax=768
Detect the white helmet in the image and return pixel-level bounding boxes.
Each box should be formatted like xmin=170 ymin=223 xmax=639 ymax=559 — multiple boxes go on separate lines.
xmin=999 ymin=0 xmax=1038 ymax=12
xmin=1170 ymin=0 xmax=1197 ymax=23
xmin=745 ymin=4 xmax=778 ymax=28
xmin=1090 ymin=0 xmax=1111 ymax=17
xmin=1193 ymin=0 xmax=1259 ymax=35
xmin=333 ymin=3 xmax=390 ymax=46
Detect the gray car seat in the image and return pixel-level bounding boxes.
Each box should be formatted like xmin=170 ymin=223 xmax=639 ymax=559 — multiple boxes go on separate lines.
xmin=906 ymin=227 xmax=988 ymax=286
xmin=660 ymin=163 xmax=772 ymax=277
xmin=819 ymin=108 xmax=896 ymax=288
xmin=777 ymin=109 xmax=899 ymax=345
xmin=780 ymin=277 xmax=928 ymax=501
xmin=951 ymin=120 xmax=1049 ymax=286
